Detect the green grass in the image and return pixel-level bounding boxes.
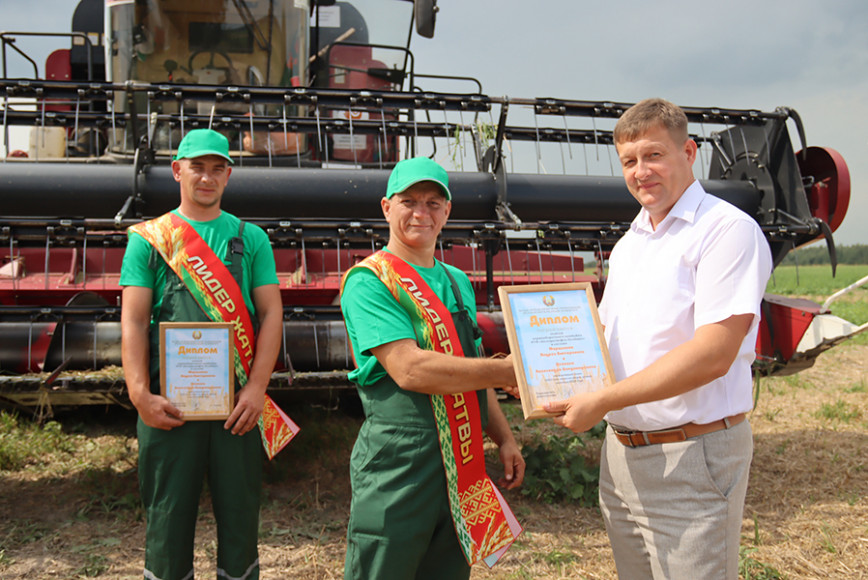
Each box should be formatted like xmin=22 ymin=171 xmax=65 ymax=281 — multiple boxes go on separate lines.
xmin=541 ymin=550 xmax=580 ymax=566
xmin=739 ymin=517 xmax=787 ymax=580
xmin=739 ymin=546 xmax=786 ymax=580
xmin=0 ymin=412 xmax=75 ymax=471
xmin=813 ymin=400 xmax=863 ymax=423
xmin=766 ymin=264 xmax=868 ymax=296
xmin=827 ymin=301 xmax=868 ymax=346
xmin=0 ymin=408 xmax=138 ymax=479
xmin=519 ymin=424 xmax=604 ymax=505
xmin=819 ymin=523 xmax=837 ymax=554
xmin=781 ymin=375 xmax=813 ymax=390
xmin=845 ymin=379 xmax=866 ymax=394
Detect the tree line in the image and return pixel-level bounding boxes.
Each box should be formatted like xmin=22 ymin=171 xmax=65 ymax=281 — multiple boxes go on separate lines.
xmin=780 ymin=244 xmax=868 ymax=265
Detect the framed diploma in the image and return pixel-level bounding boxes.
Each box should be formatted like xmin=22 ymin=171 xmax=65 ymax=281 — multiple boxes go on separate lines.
xmin=160 ymin=322 xmax=235 ymax=420
xmin=498 ymin=282 xmax=614 ymax=420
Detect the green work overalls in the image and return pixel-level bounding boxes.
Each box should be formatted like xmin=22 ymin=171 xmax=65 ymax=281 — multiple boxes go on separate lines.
xmin=344 ymin=271 xmax=489 ymax=580
xmin=137 ymin=224 xmax=263 ymax=580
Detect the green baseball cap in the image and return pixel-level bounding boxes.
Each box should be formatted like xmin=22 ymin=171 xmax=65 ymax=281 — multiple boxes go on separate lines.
xmin=386 ymin=156 xmax=451 ymax=200
xmin=174 ymin=129 xmax=234 ymax=164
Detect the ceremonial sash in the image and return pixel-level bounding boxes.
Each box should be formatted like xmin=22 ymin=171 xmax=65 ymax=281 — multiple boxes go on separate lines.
xmin=342 ymin=251 xmax=521 ymax=567
xmin=131 ymin=212 xmax=298 ymax=459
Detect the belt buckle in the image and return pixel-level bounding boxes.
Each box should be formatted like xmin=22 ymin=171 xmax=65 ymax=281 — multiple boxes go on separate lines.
xmin=612 ymin=427 xmax=638 ymax=447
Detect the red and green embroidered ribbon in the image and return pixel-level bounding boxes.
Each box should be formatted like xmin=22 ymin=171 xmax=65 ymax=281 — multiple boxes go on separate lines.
xmin=131 ymin=212 xmax=298 ymax=459
xmin=342 ymin=251 xmax=521 ymax=567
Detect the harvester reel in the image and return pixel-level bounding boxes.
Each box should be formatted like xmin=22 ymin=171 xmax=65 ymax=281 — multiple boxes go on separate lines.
xmin=716 ymin=150 xmax=776 ymax=225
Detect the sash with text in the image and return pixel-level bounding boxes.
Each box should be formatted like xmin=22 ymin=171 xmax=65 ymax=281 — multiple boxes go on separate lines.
xmin=343 ymin=251 xmax=521 ymax=567
xmin=131 ymin=212 xmax=298 ymax=459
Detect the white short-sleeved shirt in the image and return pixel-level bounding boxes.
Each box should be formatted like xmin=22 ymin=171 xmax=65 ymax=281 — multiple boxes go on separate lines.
xmin=599 ymin=181 xmax=772 ymax=431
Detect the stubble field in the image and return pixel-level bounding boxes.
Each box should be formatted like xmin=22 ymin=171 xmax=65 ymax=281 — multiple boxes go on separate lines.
xmin=0 ymin=265 xmax=866 ymax=579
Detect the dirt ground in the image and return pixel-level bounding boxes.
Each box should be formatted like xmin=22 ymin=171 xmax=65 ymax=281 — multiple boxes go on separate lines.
xmin=0 ymin=343 xmax=866 ymax=579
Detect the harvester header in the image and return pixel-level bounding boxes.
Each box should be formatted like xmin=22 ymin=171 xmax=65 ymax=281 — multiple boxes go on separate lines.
xmin=0 ymin=0 xmax=858 ymax=410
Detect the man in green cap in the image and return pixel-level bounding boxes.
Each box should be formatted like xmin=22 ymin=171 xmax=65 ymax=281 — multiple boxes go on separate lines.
xmin=120 ymin=128 xmax=283 ymax=579
xmin=340 ymin=156 xmax=525 ymax=579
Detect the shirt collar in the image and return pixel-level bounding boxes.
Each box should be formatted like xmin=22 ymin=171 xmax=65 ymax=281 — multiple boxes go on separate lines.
xmin=631 ymin=180 xmax=705 ymax=233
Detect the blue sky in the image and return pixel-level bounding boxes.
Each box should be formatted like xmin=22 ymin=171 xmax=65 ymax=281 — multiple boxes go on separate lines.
xmin=2 ymin=0 xmax=866 ymax=246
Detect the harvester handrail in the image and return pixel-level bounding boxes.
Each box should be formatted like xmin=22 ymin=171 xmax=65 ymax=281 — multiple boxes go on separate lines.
xmin=0 ymin=31 xmax=95 ymax=81
xmin=822 ymin=274 xmax=868 ymax=310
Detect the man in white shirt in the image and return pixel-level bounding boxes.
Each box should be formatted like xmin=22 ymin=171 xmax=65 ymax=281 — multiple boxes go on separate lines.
xmin=545 ymin=98 xmax=772 ymax=579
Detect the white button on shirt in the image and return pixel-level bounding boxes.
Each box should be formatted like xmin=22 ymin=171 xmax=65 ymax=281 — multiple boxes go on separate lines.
xmin=599 ymin=181 xmax=772 ymax=431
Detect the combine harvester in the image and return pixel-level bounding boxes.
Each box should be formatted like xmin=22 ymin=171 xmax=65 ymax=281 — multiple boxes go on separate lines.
xmin=0 ymin=0 xmax=862 ymax=412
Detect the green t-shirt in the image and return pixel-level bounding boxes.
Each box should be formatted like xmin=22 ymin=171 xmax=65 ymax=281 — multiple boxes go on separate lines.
xmin=341 ymin=255 xmax=480 ymax=386
xmin=119 ymin=210 xmax=278 ymax=321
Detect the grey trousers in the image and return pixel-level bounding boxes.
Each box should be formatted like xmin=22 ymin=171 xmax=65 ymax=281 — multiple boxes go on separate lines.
xmin=599 ymin=420 xmax=752 ymax=580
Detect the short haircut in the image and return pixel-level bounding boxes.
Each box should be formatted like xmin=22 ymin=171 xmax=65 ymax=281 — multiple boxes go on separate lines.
xmin=613 ymin=98 xmax=689 ymax=145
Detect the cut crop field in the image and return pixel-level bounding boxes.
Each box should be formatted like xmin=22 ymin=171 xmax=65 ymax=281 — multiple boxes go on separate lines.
xmin=0 ymin=264 xmax=865 ymax=579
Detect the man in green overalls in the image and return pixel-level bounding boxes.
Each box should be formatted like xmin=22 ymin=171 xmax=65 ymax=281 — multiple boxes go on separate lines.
xmin=120 ymin=129 xmax=283 ymax=580
xmin=340 ymin=156 xmax=525 ymax=579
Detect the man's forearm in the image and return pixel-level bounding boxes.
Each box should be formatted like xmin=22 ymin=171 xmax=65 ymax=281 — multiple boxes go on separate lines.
xmin=245 ymin=284 xmax=283 ymax=392
xmin=122 ymin=322 xmax=152 ymax=406
xmin=374 ymin=339 xmax=518 ymax=395
xmin=597 ymin=313 xmax=754 ymax=414
xmin=484 ymin=389 xmax=516 ymax=447
xmin=120 ymin=286 xmax=154 ymax=408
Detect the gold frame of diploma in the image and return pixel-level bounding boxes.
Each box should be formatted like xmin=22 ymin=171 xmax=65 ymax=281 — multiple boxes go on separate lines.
xmin=498 ymin=282 xmax=615 ymax=420
xmin=159 ymin=322 xmax=234 ymax=420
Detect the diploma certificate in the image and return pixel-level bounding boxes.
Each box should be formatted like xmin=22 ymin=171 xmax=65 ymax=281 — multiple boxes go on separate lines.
xmin=498 ymin=283 xmax=614 ymax=419
xmin=160 ymin=322 xmax=234 ymax=420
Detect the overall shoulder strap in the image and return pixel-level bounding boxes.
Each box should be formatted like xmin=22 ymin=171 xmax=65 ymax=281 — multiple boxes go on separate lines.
xmin=228 ymin=220 xmax=245 ymax=260
xmin=438 ymin=262 xmax=483 ymax=343
xmin=439 ymin=263 xmax=466 ymax=310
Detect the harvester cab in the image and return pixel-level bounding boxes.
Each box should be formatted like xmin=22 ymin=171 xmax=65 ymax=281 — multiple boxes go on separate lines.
xmin=105 ymin=0 xmax=312 ymax=157
xmin=0 ymin=0 xmax=862 ymax=412
xmin=95 ymin=0 xmax=428 ymax=165
xmin=13 ymin=0 xmax=427 ymax=162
